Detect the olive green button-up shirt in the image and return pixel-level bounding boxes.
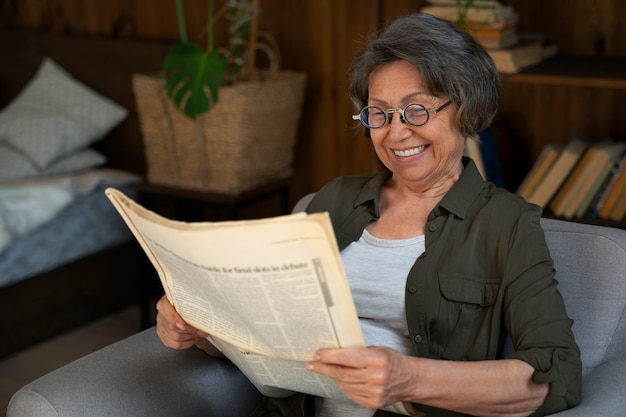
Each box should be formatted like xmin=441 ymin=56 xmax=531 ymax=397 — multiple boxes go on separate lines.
xmin=306 ymin=158 xmax=581 ymax=416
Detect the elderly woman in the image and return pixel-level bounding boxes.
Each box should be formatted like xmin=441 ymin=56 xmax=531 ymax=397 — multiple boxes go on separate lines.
xmin=156 ymin=13 xmax=581 ymax=417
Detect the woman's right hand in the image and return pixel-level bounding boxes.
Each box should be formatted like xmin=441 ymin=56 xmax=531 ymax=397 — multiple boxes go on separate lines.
xmin=155 ymin=295 xmax=209 ymax=350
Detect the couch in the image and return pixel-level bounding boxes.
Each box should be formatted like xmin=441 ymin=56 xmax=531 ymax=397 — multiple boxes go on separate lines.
xmin=7 ymin=209 xmax=626 ymax=416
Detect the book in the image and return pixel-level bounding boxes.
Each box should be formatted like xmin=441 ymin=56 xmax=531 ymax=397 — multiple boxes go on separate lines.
xmin=477 ymin=30 xmax=518 ymax=50
xmin=486 ymin=36 xmax=543 ymax=73
xmin=593 ymin=153 xmax=626 ymax=218
xmin=576 ymin=147 xmax=626 ymax=218
xmin=598 ymin=157 xmax=626 ymax=221
xmin=465 ymin=17 xmax=518 ymax=50
xmin=563 ymin=142 xmax=625 ymax=219
xmin=607 ymin=186 xmax=626 ymax=222
xmin=105 ymin=188 xmax=421 ymax=416
xmin=466 ymin=23 xmax=516 ymax=39
xmin=516 ymin=143 xmax=562 ymax=201
xmin=526 ymin=137 xmax=588 ymax=208
xmin=548 ymin=145 xmax=597 ymax=217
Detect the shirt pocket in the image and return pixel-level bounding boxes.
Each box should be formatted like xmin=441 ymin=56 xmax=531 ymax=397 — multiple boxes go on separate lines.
xmin=437 ymin=274 xmax=500 ymax=360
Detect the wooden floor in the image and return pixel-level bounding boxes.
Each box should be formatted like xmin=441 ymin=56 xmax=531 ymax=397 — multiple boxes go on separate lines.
xmin=0 ymin=305 xmax=145 ymax=417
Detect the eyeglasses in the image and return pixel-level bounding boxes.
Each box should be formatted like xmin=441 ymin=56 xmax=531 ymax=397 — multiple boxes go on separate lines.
xmin=352 ymin=100 xmax=452 ymax=129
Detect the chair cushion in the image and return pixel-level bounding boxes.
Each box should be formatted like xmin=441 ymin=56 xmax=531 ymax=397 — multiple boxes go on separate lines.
xmin=541 ymin=218 xmax=626 ymax=376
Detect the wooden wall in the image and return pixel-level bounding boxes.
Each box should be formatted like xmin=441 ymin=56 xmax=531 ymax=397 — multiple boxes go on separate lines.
xmin=2 ymin=0 xmax=625 ymax=197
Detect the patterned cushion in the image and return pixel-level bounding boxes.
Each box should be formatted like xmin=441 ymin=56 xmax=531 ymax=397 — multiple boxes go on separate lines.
xmin=0 ymin=58 xmax=127 ymax=172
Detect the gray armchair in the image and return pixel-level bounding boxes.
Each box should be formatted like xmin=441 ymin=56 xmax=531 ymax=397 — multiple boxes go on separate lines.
xmin=8 ymin=208 xmax=626 ymax=416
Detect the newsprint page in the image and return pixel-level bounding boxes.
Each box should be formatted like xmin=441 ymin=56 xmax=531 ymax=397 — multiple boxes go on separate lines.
xmin=106 ymin=188 xmax=420 ymax=416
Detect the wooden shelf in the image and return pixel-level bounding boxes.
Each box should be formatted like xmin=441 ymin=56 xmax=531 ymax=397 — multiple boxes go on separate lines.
xmin=503 ymin=56 xmax=626 ymax=90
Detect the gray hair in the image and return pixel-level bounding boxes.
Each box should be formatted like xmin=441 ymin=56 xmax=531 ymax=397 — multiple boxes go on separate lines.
xmin=348 ymin=13 xmax=500 ymax=138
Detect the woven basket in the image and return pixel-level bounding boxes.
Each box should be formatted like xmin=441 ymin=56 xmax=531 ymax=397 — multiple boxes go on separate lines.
xmin=132 ymin=70 xmax=307 ymax=195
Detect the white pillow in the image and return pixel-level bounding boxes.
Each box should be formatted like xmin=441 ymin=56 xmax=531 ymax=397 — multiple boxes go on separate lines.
xmin=0 ymin=145 xmax=106 ymax=182
xmin=0 ymin=58 xmax=128 ymax=168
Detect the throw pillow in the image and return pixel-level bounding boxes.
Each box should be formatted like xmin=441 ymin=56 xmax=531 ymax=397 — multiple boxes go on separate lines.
xmin=0 ymin=58 xmax=127 ymax=168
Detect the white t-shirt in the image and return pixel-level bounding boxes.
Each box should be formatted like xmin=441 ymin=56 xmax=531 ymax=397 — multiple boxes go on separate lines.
xmin=315 ymin=229 xmax=425 ymax=417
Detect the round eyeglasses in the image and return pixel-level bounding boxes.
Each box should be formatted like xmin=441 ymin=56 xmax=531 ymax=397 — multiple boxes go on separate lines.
xmin=352 ymin=100 xmax=452 ymax=129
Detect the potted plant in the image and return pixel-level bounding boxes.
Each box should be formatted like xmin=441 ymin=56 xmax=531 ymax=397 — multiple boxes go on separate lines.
xmin=164 ymin=0 xmax=256 ymax=119
xmin=132 ymin=0 xmax=307 ymax=195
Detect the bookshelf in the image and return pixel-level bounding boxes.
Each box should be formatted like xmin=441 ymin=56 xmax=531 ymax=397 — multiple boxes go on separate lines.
xmin=503 ymin=56 xmax=626 ymax=90
xmin=493 ymin=55 xmax=626 ymax=229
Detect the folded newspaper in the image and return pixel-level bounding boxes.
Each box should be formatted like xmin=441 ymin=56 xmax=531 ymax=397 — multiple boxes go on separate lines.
xmin=105 ymin=188 xmax=421 ymax=416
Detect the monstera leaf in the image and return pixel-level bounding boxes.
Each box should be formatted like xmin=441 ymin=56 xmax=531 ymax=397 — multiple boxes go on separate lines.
xmin=163 ymin=42 xmax=227 ymax=119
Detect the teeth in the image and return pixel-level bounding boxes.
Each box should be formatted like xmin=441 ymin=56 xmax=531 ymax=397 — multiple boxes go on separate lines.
xmin=394 ymin=145 xmax=426 ymax=157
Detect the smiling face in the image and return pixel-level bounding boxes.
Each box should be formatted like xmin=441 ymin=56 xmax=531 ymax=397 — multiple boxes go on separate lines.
xmin=367 ymin=60 xmax=466 ymax=193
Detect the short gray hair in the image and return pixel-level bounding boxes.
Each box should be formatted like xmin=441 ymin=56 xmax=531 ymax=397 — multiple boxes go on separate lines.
xmin=348 ymin=13 xmax=500 ymax=138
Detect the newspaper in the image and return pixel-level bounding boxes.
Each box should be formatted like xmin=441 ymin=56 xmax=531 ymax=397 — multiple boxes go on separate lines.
xmin=105 ymin=188 xmax=421 ymax=416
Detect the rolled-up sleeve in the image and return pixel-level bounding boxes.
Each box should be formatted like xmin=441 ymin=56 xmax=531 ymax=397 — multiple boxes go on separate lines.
xmin=509 ymin=346 xmax=581 ymax=415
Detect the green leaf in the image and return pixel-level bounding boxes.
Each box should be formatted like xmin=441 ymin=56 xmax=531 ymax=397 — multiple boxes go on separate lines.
xmin=163 ymin=42 xmax=227 ymax=119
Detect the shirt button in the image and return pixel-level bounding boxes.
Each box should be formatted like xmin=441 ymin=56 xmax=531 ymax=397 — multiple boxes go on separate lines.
xmin=428 ymin=224 xmax=438 ymax=232
xmin=414 ymin=335 xmax=423 ymax=344
xmin=434 ymin=208 xmax=442 ymax=216
xmin=408 ymin=286 xmax=417 ymax=294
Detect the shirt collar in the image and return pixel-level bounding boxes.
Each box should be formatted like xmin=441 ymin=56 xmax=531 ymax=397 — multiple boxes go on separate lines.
xmin=354 ymin=157 xmax=486 ymax=220
xmin=355 ymin=170 xmax=390 ymax=217
xmin=438 ymin=157 xmax=486 ymax=219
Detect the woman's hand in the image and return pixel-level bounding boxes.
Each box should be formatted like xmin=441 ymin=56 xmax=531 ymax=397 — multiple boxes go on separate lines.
xmin=308 ymin=346 xmax=548 ymax=416
xmin=306 ymin=346 xmax=414 ymax=410
xmin=155 ymin=295 xmax=223 ymax=356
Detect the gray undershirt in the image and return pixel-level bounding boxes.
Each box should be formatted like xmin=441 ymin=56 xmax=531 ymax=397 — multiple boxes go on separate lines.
xmin=315 ymin=229 xmax=425 ymax=417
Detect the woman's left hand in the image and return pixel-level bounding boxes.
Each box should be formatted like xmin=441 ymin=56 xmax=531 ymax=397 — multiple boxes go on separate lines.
xmin=306 ymin=346 xmax=415 ymax=410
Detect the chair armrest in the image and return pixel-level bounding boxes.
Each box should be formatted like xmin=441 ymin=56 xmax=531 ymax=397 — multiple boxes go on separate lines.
xmin=547 ymin=359 xmax=626 ymax=416
xmin=292 ymin=193 xmax=315 ymax=213
xmin=7 ymin=327 xmax=262 ymax=417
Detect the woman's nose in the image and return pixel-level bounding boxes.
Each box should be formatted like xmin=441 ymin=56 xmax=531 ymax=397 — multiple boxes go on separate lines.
xmin=386 ymin=109 xmax=406 ymax=125
xmin=387 ymin=110 xmax=412 ymax=138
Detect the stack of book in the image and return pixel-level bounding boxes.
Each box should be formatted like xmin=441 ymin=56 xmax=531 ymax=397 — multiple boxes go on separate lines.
xmin=517 ymin=137 xmax=626 ymax=223
xmin=420 ymin=0 xmax=556 ymax=74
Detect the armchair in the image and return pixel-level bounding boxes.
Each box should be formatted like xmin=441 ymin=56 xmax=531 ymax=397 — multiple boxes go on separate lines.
xmin=7 ymin=196 xmax=626 ymax=416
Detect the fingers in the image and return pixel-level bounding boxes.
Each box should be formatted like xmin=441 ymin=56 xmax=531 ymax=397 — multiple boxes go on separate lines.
xmin=309 ymin=346 xmax=389 ymax=371
xmin=155 ymin=295 xmax=208 ymax=350
xmin=307 ymin=347 xmax=388 ymax=387
xmin=306 ymin=346 xmax=408 ymax=409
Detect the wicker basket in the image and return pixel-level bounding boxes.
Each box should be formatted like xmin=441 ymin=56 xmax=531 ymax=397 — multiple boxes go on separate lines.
xmin=132 ymin=70 xmax=307 ymax=195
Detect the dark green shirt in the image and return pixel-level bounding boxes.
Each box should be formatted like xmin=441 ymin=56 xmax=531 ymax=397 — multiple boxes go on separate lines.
xmin=306 ymin=158 xmax=582 ymax=416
